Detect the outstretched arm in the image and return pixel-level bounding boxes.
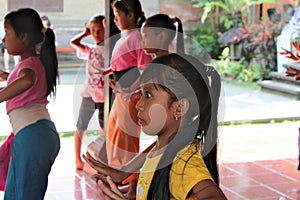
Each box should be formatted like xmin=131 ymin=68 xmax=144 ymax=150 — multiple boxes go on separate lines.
xmin=0 ymin=68 xmax=35 ymax=103
xmin=83 ymin=141 xmax=155 ymax=183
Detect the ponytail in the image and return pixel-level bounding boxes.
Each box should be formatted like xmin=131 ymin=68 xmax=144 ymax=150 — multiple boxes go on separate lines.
xmin=173 ymin=17 xmax=185 ymax=54
xmin=137 ymin=14 xmax=146 ymax=28
xmin=4 ymin=8 xmax=59 ymax=97
xmin=202 ymin=65 xmax=221 ymax=185
xmin=40 ymin=28 xmax=59 ymax=96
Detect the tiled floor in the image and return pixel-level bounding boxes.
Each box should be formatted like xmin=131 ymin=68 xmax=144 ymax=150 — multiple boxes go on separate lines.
xmin=1 ymin=121 xmax=300 ymax=200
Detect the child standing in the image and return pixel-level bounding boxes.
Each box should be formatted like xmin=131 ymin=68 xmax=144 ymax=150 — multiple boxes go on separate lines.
xmin=0 ymin=8 xmax=60 ymax=199
xmin=96 ymin=53 xmax=227 ymax=199
xmin=83 ymin=14 xmax=186 ymax=180
xmin=84 ymin=16 xmax=221 ymax=193
xmin=141 ymin=13 xmax=184 ymax=58
xmin=102 ymin=0 xmax=152 ymax=197
xmin=70 ymin=14 xmax=106 ymax=170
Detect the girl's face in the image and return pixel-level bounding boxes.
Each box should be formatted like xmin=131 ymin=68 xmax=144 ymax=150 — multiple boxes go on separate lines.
xmin=3 ymin=19 xmax=23 ymax=56
xmin=42 ymin=19 xmax=49 ymax=28
xmin=141 ymin=26 xmax=161 ymax=55
xmin=136 ymin=82 xmax=178 ymax=137
xmin=90 ymin=20 xmax=105 ymax=44
xmin=113 ymin=7 xmax=131 ymax=30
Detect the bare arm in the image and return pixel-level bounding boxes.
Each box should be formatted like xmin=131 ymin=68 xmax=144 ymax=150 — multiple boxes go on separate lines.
xmin=69 ymin=23 xmax=90 ymax=52
xmin=102 ymin=67 xmax=113 ymax=76
xmin=83 ymin=141 xmax=155 ymax=183
xmin=193 ymin=179 xmax=227 ymax=200
xmin=0 ymin=68 xmax=35 ymax=103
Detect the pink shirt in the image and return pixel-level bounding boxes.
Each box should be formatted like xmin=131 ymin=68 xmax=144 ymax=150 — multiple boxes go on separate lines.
xmin=6 ymin=56 xmax=48 ymax=114
xmin=77 ymin=43 xmax=105 ymax=103
xmin=110 ymin=29 xmax=152 ymax=72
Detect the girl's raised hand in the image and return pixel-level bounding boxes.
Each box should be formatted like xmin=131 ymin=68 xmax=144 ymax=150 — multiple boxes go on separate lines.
xmin=97 ymin=176 xmax=127 ymax=200
xmin=84 ymin=22 xmax=91 ymax=36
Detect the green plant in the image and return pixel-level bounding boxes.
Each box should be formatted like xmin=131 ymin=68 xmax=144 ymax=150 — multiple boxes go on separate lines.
xmin=212 ymin=47 xmax=264 ymax=82
xmin=193 ymin=0 xmax=279 ymax=29
xmin=237 ymin=19 xmax=283 ymax=78
xmin=186 ymin=23 xmax=223 ymax=59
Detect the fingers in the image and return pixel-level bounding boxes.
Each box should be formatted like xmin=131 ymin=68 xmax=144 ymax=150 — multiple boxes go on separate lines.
xmin=92 ymin=173 xmax=108 ymax=183
xmin=82 ymin=153 xmax=107 ymax=173
xmin=85 ymin=152 xmax=107 ymax=166
xmin=83 ymin=153 xmax=124 ymax=183
xmin=106 ymin=176 xmax=126 ymax=198
xmin=97 ymin=179 xmax=126 ymax=200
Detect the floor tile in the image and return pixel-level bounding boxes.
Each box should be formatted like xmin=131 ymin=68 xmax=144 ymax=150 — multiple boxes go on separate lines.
xmin=1 ymin=122 xmax=300 ymax=199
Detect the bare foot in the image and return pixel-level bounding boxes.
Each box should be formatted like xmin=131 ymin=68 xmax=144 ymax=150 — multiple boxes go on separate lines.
xmin=76 ymin=161 xmax=84 ymax=170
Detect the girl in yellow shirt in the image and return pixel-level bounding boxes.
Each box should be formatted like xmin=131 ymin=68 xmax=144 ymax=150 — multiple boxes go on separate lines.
xmin=92 ymin=53 xmax=227 ymax=199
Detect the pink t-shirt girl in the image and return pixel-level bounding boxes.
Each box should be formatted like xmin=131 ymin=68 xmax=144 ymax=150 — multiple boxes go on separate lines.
xmin=110 ymin=29 xmax=152 ymax=72
xmin=6 ymin=56 xmax=48 ymax=114
xmin=77 ymin=43 xmax=105 ymax=103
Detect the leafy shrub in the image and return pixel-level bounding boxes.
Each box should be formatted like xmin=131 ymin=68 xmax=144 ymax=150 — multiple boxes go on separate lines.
xmin=212 ymin=47 xmax=263 ymax=82
xmin=186 ymin=23 xmax=224 ymax=59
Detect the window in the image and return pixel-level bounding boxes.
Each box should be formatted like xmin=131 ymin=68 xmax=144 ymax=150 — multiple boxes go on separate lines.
xmin=8 ymin=0 xmax=63 ymax=12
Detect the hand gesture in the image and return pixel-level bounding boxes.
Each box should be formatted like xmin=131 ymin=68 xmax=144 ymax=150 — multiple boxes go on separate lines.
xmin=279 ymin=47 xmax=300 ymax=62
xmin=97 ymin=176 xmax=127 ymax=200
xmin=84 ymin=22 xmax=91 ymax=36
xmin=82 ymin=152 xmax=130 ymax=183
xmin=285 ymin=66 xmax=300 ymax=80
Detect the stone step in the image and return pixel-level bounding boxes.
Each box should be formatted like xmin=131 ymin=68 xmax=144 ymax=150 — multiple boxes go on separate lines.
xmin=257 ymin=80 xmax=300 ymax=100
xmin=269 ymin=71 xmax=300 ymax=86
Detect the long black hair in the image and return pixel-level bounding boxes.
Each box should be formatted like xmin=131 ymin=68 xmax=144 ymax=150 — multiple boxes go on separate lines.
xmin=111 ymin=0 xmax=145 ymax=28
xmin=5 ymin=8 xmax=58 ymax=96
xmin=143 ymin=14 xmax=184 ymax=53
xmin=140 ymin=53 xmax=220 ymax=199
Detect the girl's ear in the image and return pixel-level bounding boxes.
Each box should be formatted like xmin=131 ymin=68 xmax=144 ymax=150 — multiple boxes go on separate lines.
xmin=19 ymin=33 xmax=29 ymax=44
xmin=127 ymin=12 xmax=135 ymax=22
xmin=173 ymin=98 xmax=189 ymax=119
xmin=102 ymin=18 xmax=106 ymax=28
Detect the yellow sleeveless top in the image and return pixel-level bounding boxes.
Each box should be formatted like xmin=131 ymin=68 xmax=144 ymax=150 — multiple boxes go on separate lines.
xmin=136 ymin=150 xmax=162 ymax=200
xmin=136 ymin=141 xmax=213 ymax=200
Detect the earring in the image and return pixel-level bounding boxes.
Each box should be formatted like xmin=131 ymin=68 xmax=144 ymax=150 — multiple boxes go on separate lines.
xmin=175 ymin=115 xmax=178 ymax=121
